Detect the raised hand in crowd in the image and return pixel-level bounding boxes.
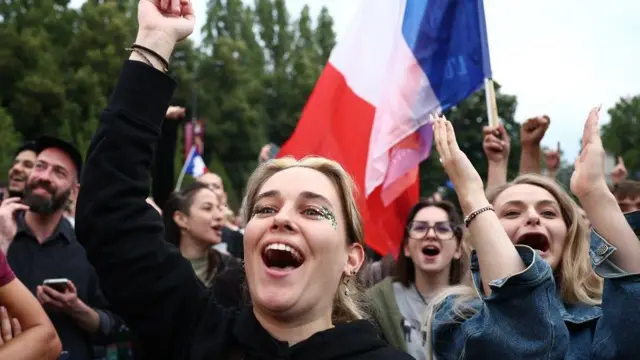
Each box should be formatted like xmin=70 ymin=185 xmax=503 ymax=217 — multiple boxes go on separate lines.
xmin=258 ymin=143 xmax=272 ymax=163
xmin=166 ymin=105 xmax=186 ymax=120
xmin=483 ymin=123 xmax=510 ymax=163
xmin=482 ymin=123 xmax=510 ymax=190
xmin=432 ymin=114 xmax=524 ymax=295
xmin=519 ymin=115 xmax=550 ymax=174
xmin=571 ymin=106 xmax=640 ymax=273
xmin=131 ymin=0 xmax=195 ymax=70
xmin=425 ymin=191 xmax=442 ymax=203
xmin=543 ymin=142 xmax=561 ymax=178
xmin=0 ymin=198 xmax=28 ymax=253
xmin=520 ymin=115 xmax=550 ymax=146
xmin=611 ymin=155 xmax=628 ymax=185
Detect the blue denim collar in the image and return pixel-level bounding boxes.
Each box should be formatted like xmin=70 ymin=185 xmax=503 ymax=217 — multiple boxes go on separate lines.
xmin=553 ymin=291 xmax=601 ymax=324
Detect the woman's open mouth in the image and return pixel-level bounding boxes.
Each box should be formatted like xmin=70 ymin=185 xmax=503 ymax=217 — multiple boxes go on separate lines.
xmin=421 ymin=244 xmax=441 ymax=259
xmin=261 ymin=242 xmax=305 ymax=274
xmin=516 ymin=232 xmax=550 ymax=255
xmin=212 ymin=224 xmax=223 ymax=237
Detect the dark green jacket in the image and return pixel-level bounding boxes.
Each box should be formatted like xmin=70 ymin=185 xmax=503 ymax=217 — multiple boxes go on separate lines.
xmin=367 ymin=277 xmax=406 ymax=353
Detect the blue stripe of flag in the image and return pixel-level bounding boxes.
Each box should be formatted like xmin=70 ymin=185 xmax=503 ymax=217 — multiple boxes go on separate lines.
xmin=401 ymin=0 xmax=492 ymax=111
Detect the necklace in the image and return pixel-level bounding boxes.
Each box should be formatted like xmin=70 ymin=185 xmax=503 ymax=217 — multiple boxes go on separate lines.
xmin=413 ymin=284 xmax=427 ymax=305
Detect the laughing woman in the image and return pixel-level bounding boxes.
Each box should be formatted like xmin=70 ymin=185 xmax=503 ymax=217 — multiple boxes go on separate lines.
xmin=163 ymin=182 xmax=244 ymax=308
xmin=367 ymin=199 xmax=468 ymax=359
xmin=74 ymin=1 xmax=411 ymax=359
xmin=423 ymin=111 xmax=640 ymax=359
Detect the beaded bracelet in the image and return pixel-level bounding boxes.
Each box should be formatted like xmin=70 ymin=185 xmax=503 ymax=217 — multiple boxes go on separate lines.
xmin=464 ymin=205 xmax=494 ymax=227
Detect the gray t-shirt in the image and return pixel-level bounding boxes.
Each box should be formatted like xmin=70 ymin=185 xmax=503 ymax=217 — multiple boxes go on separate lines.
xmin=393 ymin=282 xmax=429 ymax=360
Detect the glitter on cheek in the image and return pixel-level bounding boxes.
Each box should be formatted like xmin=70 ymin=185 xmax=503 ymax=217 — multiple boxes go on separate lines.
xmin=320 ymin=206 xmax=337 ymax=230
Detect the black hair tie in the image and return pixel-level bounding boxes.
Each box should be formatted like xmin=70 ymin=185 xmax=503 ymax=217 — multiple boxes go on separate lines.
xmin=130 ymin=44 xmax=169 ymax=72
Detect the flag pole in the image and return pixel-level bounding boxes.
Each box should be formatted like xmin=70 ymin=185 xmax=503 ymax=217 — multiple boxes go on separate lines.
xmin=484 ymin=78 xmax=499 ymax=127
xmin=175 ymin=146 xmax=196 ymax=191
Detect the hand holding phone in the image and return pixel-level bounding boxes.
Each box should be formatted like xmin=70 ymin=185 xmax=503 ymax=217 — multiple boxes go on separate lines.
xmin=43 ymin=278 xmax=70 ymax=293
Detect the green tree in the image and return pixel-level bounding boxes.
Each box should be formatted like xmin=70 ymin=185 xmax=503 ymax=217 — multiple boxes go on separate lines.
xmin=601 ymin=95 xmax=640 ymax=179
xmin=255 ymin=0 xmax=295 ymax=144
xmin=199 ymin=0 xmax=267 ymax=203
xmin=420 ymin=83 xmax=520 ymax=198
xmin=285 ymin=5 xmax=321 ymax=136
xmin=0 ymin=0 xmax=340 ymax=206
xmin=0 ymin=105 xmax=20 ymax=182
xmin=315 ymin=6 xmax=336 ymax=64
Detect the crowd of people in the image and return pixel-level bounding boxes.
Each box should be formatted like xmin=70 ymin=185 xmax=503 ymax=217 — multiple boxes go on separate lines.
xmin=0 ymin=0 xmax=639 ymax=359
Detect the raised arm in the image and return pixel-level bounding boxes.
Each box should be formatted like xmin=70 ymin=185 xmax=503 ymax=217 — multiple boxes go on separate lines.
xmin=433 ymin=115 xmax=524 ymax=289
xmin=75 ymin=0 xmax=211 ymax=356
xmin=571 ymin=107 xmax=640 ymax=358
xmin=482 ymin=123 xmax=510 ymax=191
xmin=519 ymin=116 xmax=549 ymax=175
xmin=0 ymin=252 xmax=61 ymax=360
xmin=430 ymin=114 xmax=568 ymax=359
xmin=571 ymin=106 xmax=640 ymax=273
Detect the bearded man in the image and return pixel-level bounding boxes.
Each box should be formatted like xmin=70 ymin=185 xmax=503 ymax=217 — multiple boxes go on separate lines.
xmin=0 ymin=136 xmax=122 ymax=360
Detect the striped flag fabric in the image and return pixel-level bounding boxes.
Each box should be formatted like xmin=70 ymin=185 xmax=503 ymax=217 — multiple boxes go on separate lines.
xmin=185 ymin=146 xmax=208 ymax=177
xmin=278 ymin=0 xmax=492 ymax=255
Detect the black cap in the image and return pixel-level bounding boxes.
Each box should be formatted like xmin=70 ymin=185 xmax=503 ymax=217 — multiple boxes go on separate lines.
xmin=34 ymin=136 xmax=83 ymax=178
xmin=14 ymin=141 xmax=37 ymax=158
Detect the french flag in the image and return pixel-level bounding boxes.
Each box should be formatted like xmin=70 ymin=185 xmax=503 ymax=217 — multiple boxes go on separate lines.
xmin=278 ymin=0 xmax=492 ymax=256
xmin=185 ymin=146 xmax=209 ymax=177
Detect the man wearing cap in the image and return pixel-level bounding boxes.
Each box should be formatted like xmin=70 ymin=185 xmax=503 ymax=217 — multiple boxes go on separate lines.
xmin=0 ymin=136 xmax=122 ymax=360
xmin=0 ymin=141 xmax=37 ymax=203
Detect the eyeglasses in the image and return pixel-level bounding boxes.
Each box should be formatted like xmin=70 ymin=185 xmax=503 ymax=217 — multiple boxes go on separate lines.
xmin=407 ymin=221 xmax=456 ymax=240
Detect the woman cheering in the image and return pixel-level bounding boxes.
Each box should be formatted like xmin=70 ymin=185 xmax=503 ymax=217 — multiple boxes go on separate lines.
xmin=75 ymin=0 xmax=411 ymax=359
xmin=425 ymin=111 xmax=640 ymax=359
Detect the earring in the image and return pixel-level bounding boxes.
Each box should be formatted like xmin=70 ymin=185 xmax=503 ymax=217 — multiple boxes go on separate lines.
xmin=342 ymin=275 xmax=351 ymax=296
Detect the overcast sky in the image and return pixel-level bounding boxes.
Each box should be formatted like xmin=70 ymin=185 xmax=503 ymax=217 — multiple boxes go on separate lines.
xmin=70 ymin=0 xmax=640 ymax=161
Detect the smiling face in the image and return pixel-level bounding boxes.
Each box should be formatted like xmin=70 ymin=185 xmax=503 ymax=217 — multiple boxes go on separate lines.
xmin=174 ymin=188 xmax=224 ymax=246
xmin=404 ymin=206 xmax=461 ymax=275
xmin=493 ymin=183 xmax=568 ymax=270
xmin=243 ymin=166 xmax=363 ymax=321
xmin=23 ymin=148 xmax=77 ymax=215
xmin=7 ymin=150 xmax=36 ymax=197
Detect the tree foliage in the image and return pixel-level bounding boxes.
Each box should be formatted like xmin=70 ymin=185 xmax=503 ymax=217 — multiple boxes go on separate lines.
xmin=0 ymin=0 xmax=526 ymax=210
xmin=601 ymin=95 xmax=640 ymax=179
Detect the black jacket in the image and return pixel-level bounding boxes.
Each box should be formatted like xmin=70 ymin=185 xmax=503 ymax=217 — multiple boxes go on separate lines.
xmin=75 ymin=61 xmax=411 ymax=360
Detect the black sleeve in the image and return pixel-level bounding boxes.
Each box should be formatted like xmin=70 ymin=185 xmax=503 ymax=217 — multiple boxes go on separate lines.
xmin=85 ymin=265 xmax=124 ymax=343
xmin=151 ymin=117 xmax=180 ymax=210
xmin=75 ymin=61 xmax=224 ymax=358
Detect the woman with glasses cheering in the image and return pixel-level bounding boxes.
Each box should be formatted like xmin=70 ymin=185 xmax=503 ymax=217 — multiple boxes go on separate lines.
xmin=368 ymin=199 xmax=469 ymax=359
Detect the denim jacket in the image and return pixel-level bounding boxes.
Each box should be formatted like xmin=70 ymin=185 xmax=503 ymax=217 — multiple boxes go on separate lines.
xmin=431 ymin=211 xmax=640 ymax=360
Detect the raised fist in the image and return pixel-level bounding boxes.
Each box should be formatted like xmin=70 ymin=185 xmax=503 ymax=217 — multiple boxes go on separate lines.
xmin=521 ymin=115 xmax=550 ymax=146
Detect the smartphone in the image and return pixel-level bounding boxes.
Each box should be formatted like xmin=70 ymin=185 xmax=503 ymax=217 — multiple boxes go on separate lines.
xmin=43 ymin=278 xmax=70 ymax=292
